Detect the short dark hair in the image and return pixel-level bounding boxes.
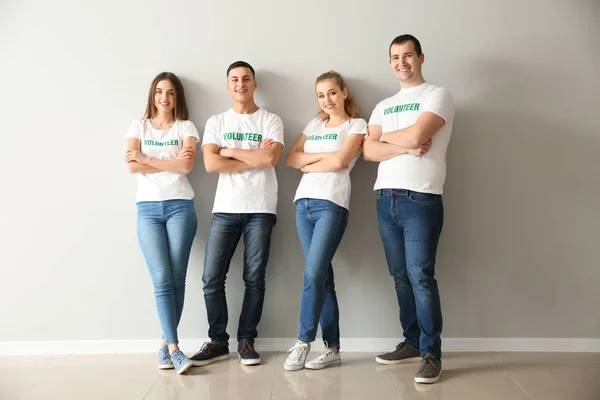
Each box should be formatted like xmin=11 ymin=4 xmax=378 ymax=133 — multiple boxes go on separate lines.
xmin=226 ymin=61 xmax=255 ymax=79
xmin=389 ymin=34 xmax=422 ymax=57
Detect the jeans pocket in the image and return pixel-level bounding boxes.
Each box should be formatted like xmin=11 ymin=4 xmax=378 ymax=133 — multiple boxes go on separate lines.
xmin=407 ymin=191 xmax=439 ymax=205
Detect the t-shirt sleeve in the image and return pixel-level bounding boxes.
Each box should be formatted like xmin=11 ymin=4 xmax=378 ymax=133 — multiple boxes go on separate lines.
xmin=125 ymin=120 xmax=142 ymax=140
xmin=348 ymin=118 xmax=368 ymax=137
xmin=368 ymin=102 xmax=384 ymax=126
xmin=181 ymin=120 xmax=201 ymax=143
xmin=302 ymin=118 xmax=321 ymax=136
xmin=201 ymin=117 xmax=221 ymax=148
xmin=422 ymin=88 xmax=455 ymax=123
xmin=265 ymin=114 xmax=285 ymax=146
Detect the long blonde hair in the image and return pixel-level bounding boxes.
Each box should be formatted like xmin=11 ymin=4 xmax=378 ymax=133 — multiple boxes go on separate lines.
xmin=315 ymin=70 xmax=360 ymax=121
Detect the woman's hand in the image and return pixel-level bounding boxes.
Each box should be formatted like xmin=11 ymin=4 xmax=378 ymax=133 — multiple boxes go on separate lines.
xmin=177 ymin=147 xmax=195 ymax=160
xmin=125 ymin=149 xmax=146 ymax=164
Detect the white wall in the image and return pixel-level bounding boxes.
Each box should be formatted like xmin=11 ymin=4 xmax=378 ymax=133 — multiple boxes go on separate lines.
xmin=1 ymin=0 xmax=599 ymax=351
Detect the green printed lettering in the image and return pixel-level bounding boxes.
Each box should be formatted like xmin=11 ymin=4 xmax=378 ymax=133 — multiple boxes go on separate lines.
xmin=222 ymin=132 xmax=263 ymax=142
xmin=143 ymin=139 xmax=180 ymax=147
xmin=384 ymin=102 xmax=422 ymax=116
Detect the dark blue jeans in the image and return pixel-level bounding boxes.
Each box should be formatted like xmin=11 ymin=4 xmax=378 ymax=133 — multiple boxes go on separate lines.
xmin=296 ymin=199 xmax=348 ymax=349
xmin=377 ymin=189 xmax=444 ymax=358
xmin=202 ymin=213 xmax=276 ymax=346
xmin=137 ymin=199 xmax=197 ymax=345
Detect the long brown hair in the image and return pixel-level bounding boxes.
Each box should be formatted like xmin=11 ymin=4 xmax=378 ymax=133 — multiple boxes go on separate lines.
xmin=315 ymin=70 xmax=360 ymax=121
xmin=143 ymin=72 xmax=189 ymax=120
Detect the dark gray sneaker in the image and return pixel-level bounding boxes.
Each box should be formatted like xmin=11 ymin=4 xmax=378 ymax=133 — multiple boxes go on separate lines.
xmin=414 ymin=354 xmax=442 ymax=384
xmin=375 ymin=342 xmax=421 ymax=365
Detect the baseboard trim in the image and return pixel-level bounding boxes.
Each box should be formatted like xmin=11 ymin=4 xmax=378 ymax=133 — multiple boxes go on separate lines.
xmin=1 ymin=338 xmax=598 ymax=356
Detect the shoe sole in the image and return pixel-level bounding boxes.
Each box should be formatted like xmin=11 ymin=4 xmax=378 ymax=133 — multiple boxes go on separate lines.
xmin=158 ymin=364 xmax=174 ymax=370
xmin=239 ymin=357 xmax=261 ymax=366
xmin=284 ymin=363 xmax=305 ymax=371
xmin=176 ymin=361 xmax=193 ymax=375
xmin=305 ymin=359 xmax=341 ymax=370
xmin=191 ymin=354 xmax=230 ymax=367
xmin=414 ymin=372 xmax=441 ymax=384
xmin=375 ymin=356 xmax=421 ymax=365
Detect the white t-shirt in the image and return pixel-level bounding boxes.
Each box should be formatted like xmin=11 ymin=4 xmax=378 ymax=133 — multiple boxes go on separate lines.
xmin=368 ymin=82 xmax=455 ymax=194
xmin=126 ymin=119 xmax=200 ymax=202
xmin=201 ymin=108 xmax=284 ymax=214
xmin=293 ymin=118 xmax=367 ymax=210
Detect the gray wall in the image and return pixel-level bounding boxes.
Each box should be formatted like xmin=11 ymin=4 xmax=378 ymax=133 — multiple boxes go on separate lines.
xmin=1 ymin=0 xmax=599 ymax=344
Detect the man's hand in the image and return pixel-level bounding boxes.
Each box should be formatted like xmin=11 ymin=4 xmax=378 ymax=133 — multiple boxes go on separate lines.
xmin=260 ymin=139 xmax=275 ymax=149
xmin=219 ymin=148 xmax=233 ymax=158
xmin=407 ymin=139 xmax=432 ymax=156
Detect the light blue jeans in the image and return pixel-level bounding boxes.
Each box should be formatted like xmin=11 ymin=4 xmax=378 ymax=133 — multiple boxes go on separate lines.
xmin=137 ymin=199 xmax=197 ymax=344
xmin=296 ymin=199 xmax=348 ymax=349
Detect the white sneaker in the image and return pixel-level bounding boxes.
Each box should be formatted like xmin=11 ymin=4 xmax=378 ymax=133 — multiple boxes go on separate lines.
xmin=284 ymin=342 xmax=311 ymax=371
xmin=305 ymin=347 xmax=341 ymax=370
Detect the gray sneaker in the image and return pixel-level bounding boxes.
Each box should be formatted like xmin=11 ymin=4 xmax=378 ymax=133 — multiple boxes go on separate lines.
xmin=414 ymin=354 xmax=442 ymax=384
xmin=375 ymin=342 xmax=421 ymax=365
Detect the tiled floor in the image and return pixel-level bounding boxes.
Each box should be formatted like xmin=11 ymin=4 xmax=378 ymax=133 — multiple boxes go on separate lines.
xmin=1 ymin=351 xmax=599 ymax=399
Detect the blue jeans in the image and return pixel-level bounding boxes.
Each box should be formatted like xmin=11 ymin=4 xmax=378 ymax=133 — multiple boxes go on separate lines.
xmin=202 ymin=213 xmax=276 ymax=346
xmin=137 ymin=199 xmax=197 ymax=345
xmin=376 ymin=189 xmax=444 ymax=358
xmin=296 ymin=199 xmax=348 ymax=349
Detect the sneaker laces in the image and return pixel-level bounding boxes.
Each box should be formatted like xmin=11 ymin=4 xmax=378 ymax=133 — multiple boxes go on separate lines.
xmin=240 ymin=341 xmax=256 ymax=354
xmin=315 ymin=348 xmax=333 ymax=362
xmin=419 ymin=354 xmax=439 ymax=374
xmin=171 ymin=350 xmax=187 ymax=364
xmin=159 ymin=345 xmax=170 ymax=358
xmin=287 ymin=343 xmax=308 ymax=361
xmin=195 ymin=342 xmax=214 ymax=357
xmin=315 ymin=341 xmax=335 ymax=362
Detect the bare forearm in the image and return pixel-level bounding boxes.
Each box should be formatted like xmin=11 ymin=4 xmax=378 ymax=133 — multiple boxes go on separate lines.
xmin=143 ymin=158 xmax=194 ymax=174
xmin=227 ymin=148 xmax=276 ymax=169
xmin=205 ymin=154 xmax=253 ymax=173
xmin=127 ymin=161 xmax=161 ymax=174
xmin=302 ymin=152 xmax=348 ymax=173
xmin=379 ymin=126 xmax=423 ymax=148
xmin=363 ymin=141 xmax=410 ymax=162
xmin=287 ymin=152 xmax=326 ymax=169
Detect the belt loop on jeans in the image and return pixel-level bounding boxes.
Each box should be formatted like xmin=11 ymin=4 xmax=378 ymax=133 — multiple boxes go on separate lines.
xmin=391 ymin=189 xmax=408 ymax=197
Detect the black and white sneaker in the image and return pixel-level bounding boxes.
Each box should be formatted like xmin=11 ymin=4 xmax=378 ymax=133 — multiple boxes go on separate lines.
xmin=190 ymin=342 xmax=230 ymax=366
xmin=238 ymin=341 xmax=261 ymax=366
